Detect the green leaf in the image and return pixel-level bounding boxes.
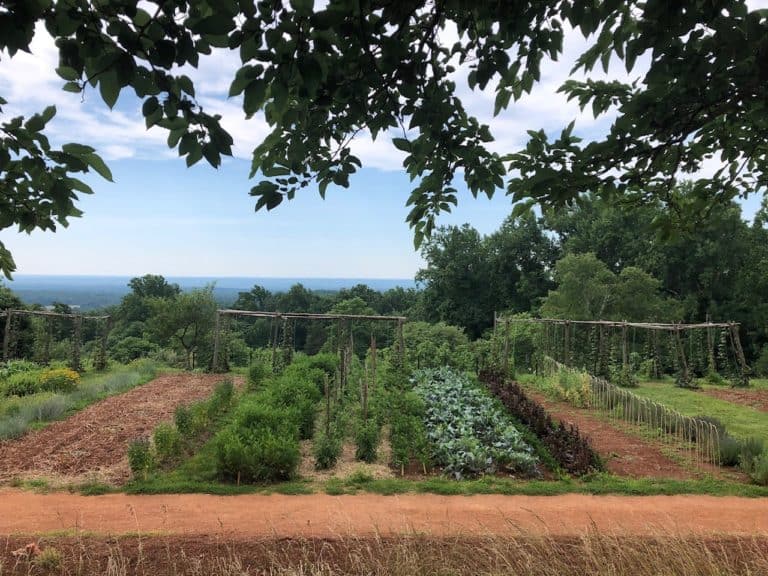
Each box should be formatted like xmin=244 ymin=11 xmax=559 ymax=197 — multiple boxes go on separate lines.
xmin=392 ymin=137 xmax=411 ymax=152
xmin=193 ymin=15 xmax=236 ymax=35
xmin=290 ymin=0 xmax=313 ymax=16
xmin=98 ymin=70 xmax=120 ymax=109
xmin=62 ymin=143 xmax=96 ymax=155
xmin=84 ymin=153 xmax=114 ymax=182
xmin=56 ymin=66 xmax=79 ymax=81
xmin=62 ymin=81 xmax=81 ymax=93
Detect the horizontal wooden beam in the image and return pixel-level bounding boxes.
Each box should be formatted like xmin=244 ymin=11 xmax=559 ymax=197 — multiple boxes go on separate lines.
xmin=4 ymin=309 xmax=110 ymax=321
xmin=217 ymin=309 xmax=406 ymax=322
xmin=495 ymin=316 xmax=738 ymax=330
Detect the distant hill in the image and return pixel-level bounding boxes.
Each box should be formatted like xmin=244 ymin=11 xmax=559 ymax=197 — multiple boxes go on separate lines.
xmin=4 ymin=275 xmax=416 ymax=311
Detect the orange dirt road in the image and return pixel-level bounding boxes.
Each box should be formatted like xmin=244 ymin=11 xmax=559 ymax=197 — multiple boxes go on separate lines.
xmin=1 ymin=491 xmax=766 ymax=538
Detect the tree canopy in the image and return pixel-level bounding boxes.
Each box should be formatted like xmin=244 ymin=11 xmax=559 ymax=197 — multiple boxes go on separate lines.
xmin=1 ymin=0 xmax=767 ymax=277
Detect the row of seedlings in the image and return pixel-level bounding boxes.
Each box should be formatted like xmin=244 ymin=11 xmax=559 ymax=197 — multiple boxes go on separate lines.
xmin=479 ymin=369 xmax=601 ymax=475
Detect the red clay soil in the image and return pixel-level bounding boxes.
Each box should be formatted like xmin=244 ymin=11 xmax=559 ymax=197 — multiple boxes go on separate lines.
xmin=0 ymin=373 xmax=242 ymax=486
xmin=0 ymin=490 xmax=766 ymax=538
xmin=703 ymin=387 xmax=768 ymax=412
xmin=522 ymin=390 xmax=698 ymax=479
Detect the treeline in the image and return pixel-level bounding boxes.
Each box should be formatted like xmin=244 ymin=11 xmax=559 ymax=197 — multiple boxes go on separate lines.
xmin=417 ymin=191 xmax=768 ymax=372
xmin=1 ymin=187 xmax=767 ymax=375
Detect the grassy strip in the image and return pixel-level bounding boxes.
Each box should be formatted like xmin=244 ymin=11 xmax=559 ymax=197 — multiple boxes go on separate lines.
xmin=0 ymin=360 xmax=160 ymax=439
xmin=635 ymin=380 xmax=768 ymax=439
xmin=123 ymin=472 xmax=768 ymax=498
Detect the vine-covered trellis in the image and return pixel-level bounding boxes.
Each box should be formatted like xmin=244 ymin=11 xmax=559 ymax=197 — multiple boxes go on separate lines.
xmin=1 ymin=309 xmax=112 ymax=371
xmin=495 ymin=316 xmax=750 ymax=388
xmin=211 ymin=310 xmax=406 ymax=383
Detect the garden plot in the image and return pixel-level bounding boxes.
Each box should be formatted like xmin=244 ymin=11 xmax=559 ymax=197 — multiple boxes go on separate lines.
xmin=0 ymin=373 xmax=243 ymax=486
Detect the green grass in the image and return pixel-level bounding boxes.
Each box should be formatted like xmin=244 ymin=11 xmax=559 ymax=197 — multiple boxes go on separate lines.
xmin=125 ymin=473 xmax=768 ymax=498
xmin=750 ymin=378 xmax=768 ymax=390
xmin=634 ymin=380 xmax=768 ymax=439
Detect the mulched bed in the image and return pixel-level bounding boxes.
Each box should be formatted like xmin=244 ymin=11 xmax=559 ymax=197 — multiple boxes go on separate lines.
xmin=0 ymin=373 xmax=242 ymax=486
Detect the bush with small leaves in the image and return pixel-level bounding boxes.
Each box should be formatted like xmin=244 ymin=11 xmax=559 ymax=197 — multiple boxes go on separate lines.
xmin=740 ymin=437 xmax=766 ymax=474
xmin=355 ymin=418 xmax=380 ymax=463
xmin=153 ymin=422 xmax=182 ymax=465
xmin=174 ymin=404 xmax=193 ymax=437
xmin=128 ymin=438 xmax=155 ymax=480
xmin=751 ymin=451 xmax=768 ymax=486
xmin=39 ymin=367 xmax=80 ymax=393
xmin=2 ymin=371 xmax=42 ymax=397
xmin=207 ymin=379 xmax=235 ymax=418
xmin=247 ymin=361 xmax=270 ymax=391
xmin=313 ymin=430 xmax=342 ymax=470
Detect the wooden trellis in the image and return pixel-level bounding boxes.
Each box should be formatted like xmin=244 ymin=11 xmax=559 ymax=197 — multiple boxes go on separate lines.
xmin=211 ymin=310 xmax=406 ymax=374
xmin=2 ymin=309 xmax=112 ymax=371
xmin=494 ymin=315 xmax=750 ymax=387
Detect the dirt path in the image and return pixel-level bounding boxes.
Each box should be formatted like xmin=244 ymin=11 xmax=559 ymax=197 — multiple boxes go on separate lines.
xmin=0 ymin=373 xmax=242 ymax=486
xmin=522 ymin=389 xmax=700 ymax=479
xmin=703 ymin=387 xmax=768 ymax=412
xmin=0 ymin=490 xmax=766 ymax=538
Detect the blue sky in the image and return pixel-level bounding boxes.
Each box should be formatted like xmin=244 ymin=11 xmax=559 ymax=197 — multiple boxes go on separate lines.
xmin=0 ymin=9 xmax=765 ymax=279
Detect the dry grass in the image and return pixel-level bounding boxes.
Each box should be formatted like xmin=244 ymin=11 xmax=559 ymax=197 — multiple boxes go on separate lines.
xmin=2 ymin=532 xmax=767 ymax=576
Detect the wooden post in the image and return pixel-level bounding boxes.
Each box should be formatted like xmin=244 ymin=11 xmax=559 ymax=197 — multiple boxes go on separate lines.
xmin=95 ymin=316 xmax=112 ymax=371
xmin=729 ymin=322 xmax=750 ymax=386
xmin=324 ymin=374 xmax=331 ymax=436
xmin=270 ymin=315 xmax=279 ymax=372
xmin=43 ymin=315 xmax=52 ymax=366
xmin=397 ymin=318 xmax=405 ymax=368
xmin=706 ymin=315 xmax=715 ymax=373
xmin=3 ymin=310 xmax=13 ymax=361
xmin=212 ymin=311 xmax=222 ymax=373
xmin=370 ymin=334 xmax=377 ymax=392
xmin=70 ymin=315 xmax=82 ymax=372
xmin=622 ymin=322 xmax=628 ymax=368
xmin=674 ymin=326 xmax=690 ymax=386
xmin=503 ymin=318 xmax=510 ymax=373
xmin=563 ymin=320 xmax=570 ymax=367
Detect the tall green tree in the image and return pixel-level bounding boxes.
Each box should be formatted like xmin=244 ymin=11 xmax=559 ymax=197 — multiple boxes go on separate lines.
xmin=417 ymin=225 xmax=493 ymax=339
xmin=146 ymin=286 xmax=217 ymax=369
xmin=2 ymin=1 xmax=767 ymax=276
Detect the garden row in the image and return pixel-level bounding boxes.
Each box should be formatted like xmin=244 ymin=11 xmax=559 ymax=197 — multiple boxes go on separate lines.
xmin=532 ymin=365 xmax=768 ymax=485
xmin=0 ymin=359 xmax=158 ymax=440
xmin=130 ymin=358 xmax=582 ymax=485
xmin=479 ymin=369 xmax=601 ymax=476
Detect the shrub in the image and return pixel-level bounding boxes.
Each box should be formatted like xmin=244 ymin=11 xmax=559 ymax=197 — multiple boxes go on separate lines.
xmin=0 ymin=359 xmax=39 ymax=379
xmin=174 ymin=404 xmax=193 ymax=437
xmin=751 ymin=451 xmax=768 ymax=486
xmin=2 ymin=371 xmax=42 ymax=396
xmin=33 ymin=547 xmax=62 ymax=571
xmin=355 ymin=418 xmax=380 ymax=463
xmin=215 ymin=426 xmax=300 ymax=483
xmin=128 ymin=438 xmax=155 ymax=480
xmin=207 ymin=379 xmax=235 ymax=418
xmin=247 ymin=361 xmax=270 ymax=391
xmin=314 ymin=430 xmax=342 ymax=470
xmin=718 ymin=435 xmax=741 ymax=466
xmin=22 ymin=395 xmax=72 ymax=422
xmin=153 ymin=423 xmax=182 ymax=465
xmin=610 ymin=364 xmax=639 ymax=388
xmin=110 ymin=336 xmax=159 ymax=363
xmin=754 ymin=345 xmax=768 ymax=377
xmin=389 ymin=391 xmax=429 ymax=472
xmin=39 ymin=367 xmax=80 ymax=393
xmin=0 ymin=415 xmax=27 ymax=440
xmin=740 ymin=437 xmax=766 ymax=474
xmin=263 ymin=377 xmax=320 ymax=440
